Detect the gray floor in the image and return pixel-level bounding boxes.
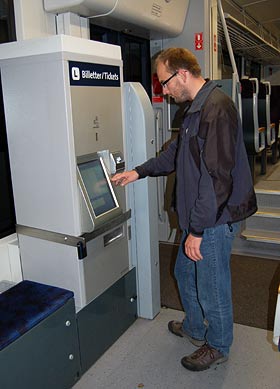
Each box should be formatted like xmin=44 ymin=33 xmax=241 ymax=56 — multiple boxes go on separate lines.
xmin=255 ymin=157 xmax=280 ymax=191
xmin=73 ymin=308 xmax=280 ymax=389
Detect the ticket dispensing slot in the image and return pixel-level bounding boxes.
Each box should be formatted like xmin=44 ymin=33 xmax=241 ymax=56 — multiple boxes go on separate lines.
xmin=96 ymin=150 xmax=125 ymax=175
xmin=103 ymin=225 xmax=124 ymax=247
xmin=111 ymin=151 xmax=125 ymax=173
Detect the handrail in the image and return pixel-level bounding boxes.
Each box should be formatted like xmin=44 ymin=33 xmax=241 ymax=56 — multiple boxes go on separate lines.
xmin=217 ymin=0 xmax=242 ymax=122
xmin=262 ymin=81 xmax=275 ymax=146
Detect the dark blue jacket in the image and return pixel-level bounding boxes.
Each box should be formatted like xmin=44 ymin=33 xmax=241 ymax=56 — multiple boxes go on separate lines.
xmin=135 ymin=80 xmax=257 ymax=235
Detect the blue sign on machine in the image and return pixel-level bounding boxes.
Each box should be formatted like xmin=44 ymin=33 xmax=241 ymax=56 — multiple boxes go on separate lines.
xmin=69 ymin=61 xmax=121 ymax=87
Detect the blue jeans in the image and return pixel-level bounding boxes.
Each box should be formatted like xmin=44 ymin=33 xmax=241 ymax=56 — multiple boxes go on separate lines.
xmin=174 ymin=223 xmax=240 ymax=356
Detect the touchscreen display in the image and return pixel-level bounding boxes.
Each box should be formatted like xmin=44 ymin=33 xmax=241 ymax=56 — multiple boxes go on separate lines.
xmin=79 ymin=159 xmax=117 ymax=217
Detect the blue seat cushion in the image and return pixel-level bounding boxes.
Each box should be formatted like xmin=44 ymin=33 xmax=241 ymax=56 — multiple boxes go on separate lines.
xmin=0 ymin=280 xmax=74 ymax=351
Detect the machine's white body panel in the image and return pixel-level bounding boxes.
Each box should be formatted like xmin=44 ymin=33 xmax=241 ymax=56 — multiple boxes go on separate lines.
xmin=0 ymin=35 xmax=123 ymax=237
xmin=1 ymin=54 xmax=79 ymax=235
xmin=0 ymin=35 xmax=131 ymax=310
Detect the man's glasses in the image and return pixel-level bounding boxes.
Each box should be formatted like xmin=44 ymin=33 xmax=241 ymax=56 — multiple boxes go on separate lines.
xmin=160 ymin=71 xmax=178 ymax=88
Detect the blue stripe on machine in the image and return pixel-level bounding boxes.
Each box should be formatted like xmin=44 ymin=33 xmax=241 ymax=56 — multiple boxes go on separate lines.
xmin=69 ymin=61 xmax=121 ymax=87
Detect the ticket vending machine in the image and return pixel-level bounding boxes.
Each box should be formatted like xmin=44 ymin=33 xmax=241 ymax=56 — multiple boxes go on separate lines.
xmin=0 ymin=34 xmax=149 ymax=371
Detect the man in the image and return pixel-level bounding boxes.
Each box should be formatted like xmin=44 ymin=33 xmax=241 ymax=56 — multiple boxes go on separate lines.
xmin=112 ymin=48 xmax=257 ymax=371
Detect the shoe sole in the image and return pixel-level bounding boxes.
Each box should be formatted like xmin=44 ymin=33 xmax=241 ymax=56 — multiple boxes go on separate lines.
xmin=181 ymin=356 xmax=228 ymax=371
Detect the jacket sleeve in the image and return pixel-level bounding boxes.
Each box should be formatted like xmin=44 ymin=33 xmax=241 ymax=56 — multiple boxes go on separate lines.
xmin=135 ymin=136 xmax=179 ymax=178
xmin=189 ymin=96 xmax=238 ymax=236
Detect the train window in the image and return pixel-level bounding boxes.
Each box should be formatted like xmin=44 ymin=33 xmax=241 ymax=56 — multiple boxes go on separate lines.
xmin=244 ymin=59 xmax=261 ymax=79
xmin=220 ymin=49 xmax=242 ymax=79
xmin=0 ymin=0 xmax=16 ymax=239
xmin=90 ymin=24 xmax=151 ymax=99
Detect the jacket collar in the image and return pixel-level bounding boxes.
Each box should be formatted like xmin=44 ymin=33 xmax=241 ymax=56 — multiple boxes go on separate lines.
xmin=185 ymin=79 xmax=217 ymax=115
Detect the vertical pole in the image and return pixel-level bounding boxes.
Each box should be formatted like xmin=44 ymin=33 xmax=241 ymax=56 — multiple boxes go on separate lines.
xmin=217 ymin=0 xmax=242 ymax=121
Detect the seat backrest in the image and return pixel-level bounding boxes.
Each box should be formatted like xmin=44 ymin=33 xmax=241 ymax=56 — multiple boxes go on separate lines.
xmin=241 ymin=78 xmax=264 ymax=153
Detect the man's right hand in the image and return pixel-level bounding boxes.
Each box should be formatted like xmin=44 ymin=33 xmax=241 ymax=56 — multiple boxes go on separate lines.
xmin=111 ymin=170 xmax=139 ymax=187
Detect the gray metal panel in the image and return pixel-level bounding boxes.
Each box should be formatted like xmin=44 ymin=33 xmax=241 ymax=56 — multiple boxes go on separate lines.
xmin=82 ymin=221 xmax=131 ymax=305
xmin=70 ymin=84 xmax=127 ymax=221
xmin=0 ymin=299 xmax=81 ymax=389
xmin=71 ymin=87 xmax=124 ymax=157
xmin=77 ymin=267 xmax=137 ymax=374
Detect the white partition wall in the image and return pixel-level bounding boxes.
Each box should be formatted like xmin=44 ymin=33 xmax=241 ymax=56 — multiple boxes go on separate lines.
xmin=124 ymin=82 xmax=160 ymax=319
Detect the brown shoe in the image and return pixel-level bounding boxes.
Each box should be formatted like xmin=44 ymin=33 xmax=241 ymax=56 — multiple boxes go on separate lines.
xmin=168 ymin=320 xmax=205 ymax=347
xmin=181 ymin=344 xmax=228 ymax=371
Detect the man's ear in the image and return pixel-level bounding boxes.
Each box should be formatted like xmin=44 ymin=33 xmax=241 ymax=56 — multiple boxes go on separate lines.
xmin=178 ymin=69 xmax=188 ymax=83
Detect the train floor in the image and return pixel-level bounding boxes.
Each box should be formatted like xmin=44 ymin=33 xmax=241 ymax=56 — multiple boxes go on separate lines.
xmin=73 ymin=308 xmax=280 ymax=389
xmin=255 ymin=151 xmax=280 ymax=187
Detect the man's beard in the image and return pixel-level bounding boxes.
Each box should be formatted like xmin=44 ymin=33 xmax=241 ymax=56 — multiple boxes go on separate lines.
xmin=172 ymin=89 xmax=190 ymax=104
